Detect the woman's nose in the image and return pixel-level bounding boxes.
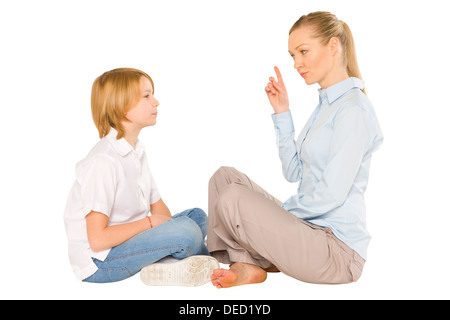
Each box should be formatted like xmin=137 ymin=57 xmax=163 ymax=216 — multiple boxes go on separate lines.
xmin=294 ymin=57 xmax=303 ymax=70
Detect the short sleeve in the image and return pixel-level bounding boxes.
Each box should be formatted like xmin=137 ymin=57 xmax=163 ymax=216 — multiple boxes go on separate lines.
xmin=76 ymin=155 xmax=118 ymax=217
xmin=149 ymin=172 xmax=161 ymax=205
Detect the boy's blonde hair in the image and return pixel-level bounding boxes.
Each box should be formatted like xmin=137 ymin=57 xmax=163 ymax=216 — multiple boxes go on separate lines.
xmin=91 ymin=68 xmax=154 ymax=139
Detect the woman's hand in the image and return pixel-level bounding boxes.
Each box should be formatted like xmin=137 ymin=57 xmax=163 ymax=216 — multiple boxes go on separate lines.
xmin=265 ymin=66 xmax=289 ymax=114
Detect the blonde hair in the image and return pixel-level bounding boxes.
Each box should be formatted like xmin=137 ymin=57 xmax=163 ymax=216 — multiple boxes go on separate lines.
xmin=91 ymin=68 xmax=155 ymax=139
xmin=290 ymin=11 xmax=365 ymax=94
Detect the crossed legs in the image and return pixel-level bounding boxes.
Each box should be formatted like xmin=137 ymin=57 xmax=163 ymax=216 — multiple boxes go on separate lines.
xmin=206 ymin=166 xmax=362 ymax=288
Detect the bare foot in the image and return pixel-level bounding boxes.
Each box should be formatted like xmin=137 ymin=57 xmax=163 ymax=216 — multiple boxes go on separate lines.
xmin=210 ymin=262 xmax=267 ymax=288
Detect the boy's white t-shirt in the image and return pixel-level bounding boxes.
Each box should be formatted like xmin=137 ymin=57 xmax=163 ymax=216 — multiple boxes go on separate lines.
xmin=64 ymin=128 xmax=161 ymax=280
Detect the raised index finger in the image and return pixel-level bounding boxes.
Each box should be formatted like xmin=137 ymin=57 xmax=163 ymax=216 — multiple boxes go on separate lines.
xmin=274 ymin=66 xmax=285 ymax=85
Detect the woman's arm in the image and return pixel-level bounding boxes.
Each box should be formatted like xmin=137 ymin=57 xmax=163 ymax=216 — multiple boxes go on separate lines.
xmin=272 ymin=111 xmax=301 ymax=182
xmin=266 ymin=66 xmax=301 ymax=182
xmin=86 ymin=211 xmax=151 ymax=252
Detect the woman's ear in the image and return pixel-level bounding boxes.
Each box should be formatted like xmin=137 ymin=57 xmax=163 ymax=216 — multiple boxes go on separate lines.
xmin=329 ymin=37 xmax=340 ymax=56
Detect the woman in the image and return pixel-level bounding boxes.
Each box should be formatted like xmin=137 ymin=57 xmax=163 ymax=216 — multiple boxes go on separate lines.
xmin=64 ymin=68 xmax=218 ymax=285
xmin=207 ymin=11 xmax=383 ymax=287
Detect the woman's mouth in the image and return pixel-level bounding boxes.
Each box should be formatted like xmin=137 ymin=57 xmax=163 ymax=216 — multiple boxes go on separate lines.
xmin=300 ymin=72 xmax=308 ymax=78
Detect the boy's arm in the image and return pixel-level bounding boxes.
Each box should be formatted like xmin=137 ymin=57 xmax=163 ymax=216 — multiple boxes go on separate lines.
xmin=86 ymin=199 xmax=172 ymax=252
xmin=150 ymin=198 xmax=172 ymax=218
xmin=86 ymin=211 xmax=151 ymax=252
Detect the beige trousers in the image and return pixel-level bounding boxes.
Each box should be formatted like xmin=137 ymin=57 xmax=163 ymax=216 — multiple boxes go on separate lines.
xmin=206 ymin=166 xmax=365 ymax=284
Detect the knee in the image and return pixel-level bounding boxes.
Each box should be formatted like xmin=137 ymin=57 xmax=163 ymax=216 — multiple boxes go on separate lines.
xmin=184 ymin=208 xmax=207 ymax=226
xmin=182 ymin=207 xmax=208 ymax=238
xmin=209 ymin=166 xmax=236 ymax=185
xmin=215 ymin=166 xmax=235 ymax=175
xmin=173 ymin=217 xmax=204 ymax=256
xmin=216 ymin=183 xmax=243 ymax=214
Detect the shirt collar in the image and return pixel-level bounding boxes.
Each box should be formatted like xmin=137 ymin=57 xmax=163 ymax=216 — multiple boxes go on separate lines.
xmin=318 ymin=77 xmax=365 ymax=104
xmin=106 ymin=128 xmax=145 ymax=158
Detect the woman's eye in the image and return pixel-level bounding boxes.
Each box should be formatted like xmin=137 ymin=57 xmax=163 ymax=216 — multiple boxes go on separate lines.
xmin=301 ymin=50 xmax=308 ymax=55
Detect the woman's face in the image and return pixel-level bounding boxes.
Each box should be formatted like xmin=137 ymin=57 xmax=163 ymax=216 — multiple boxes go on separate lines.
xmin=126 ymin=77 xmax=159 ymax=128
xmin=288 ymin=26 xmax=337 ymax=88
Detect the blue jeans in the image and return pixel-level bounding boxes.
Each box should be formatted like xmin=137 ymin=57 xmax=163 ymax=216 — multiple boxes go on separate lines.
xmin=83 ymin=208 xmax=209 ymax=283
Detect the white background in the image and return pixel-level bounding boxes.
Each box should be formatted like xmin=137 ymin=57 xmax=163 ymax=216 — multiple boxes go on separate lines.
xmin=1 ymin=0 xmax=449 ymax=300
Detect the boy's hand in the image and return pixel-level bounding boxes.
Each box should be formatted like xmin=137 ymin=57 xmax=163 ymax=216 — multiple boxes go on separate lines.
xmin=149 ymin=214 xmax=172 ymax=228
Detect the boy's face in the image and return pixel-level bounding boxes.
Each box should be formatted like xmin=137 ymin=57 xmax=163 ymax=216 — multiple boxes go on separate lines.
xmin=126 ymin=77 xmax=159 ymax=128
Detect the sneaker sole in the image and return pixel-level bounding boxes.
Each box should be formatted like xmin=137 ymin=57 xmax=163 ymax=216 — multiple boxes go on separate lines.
xmin=140 ymin=255 xmax=219 ymax=287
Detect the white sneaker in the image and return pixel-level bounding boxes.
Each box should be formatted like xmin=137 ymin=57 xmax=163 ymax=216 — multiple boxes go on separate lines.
xmin=140 ymin=255 xmax=219 ymax=287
